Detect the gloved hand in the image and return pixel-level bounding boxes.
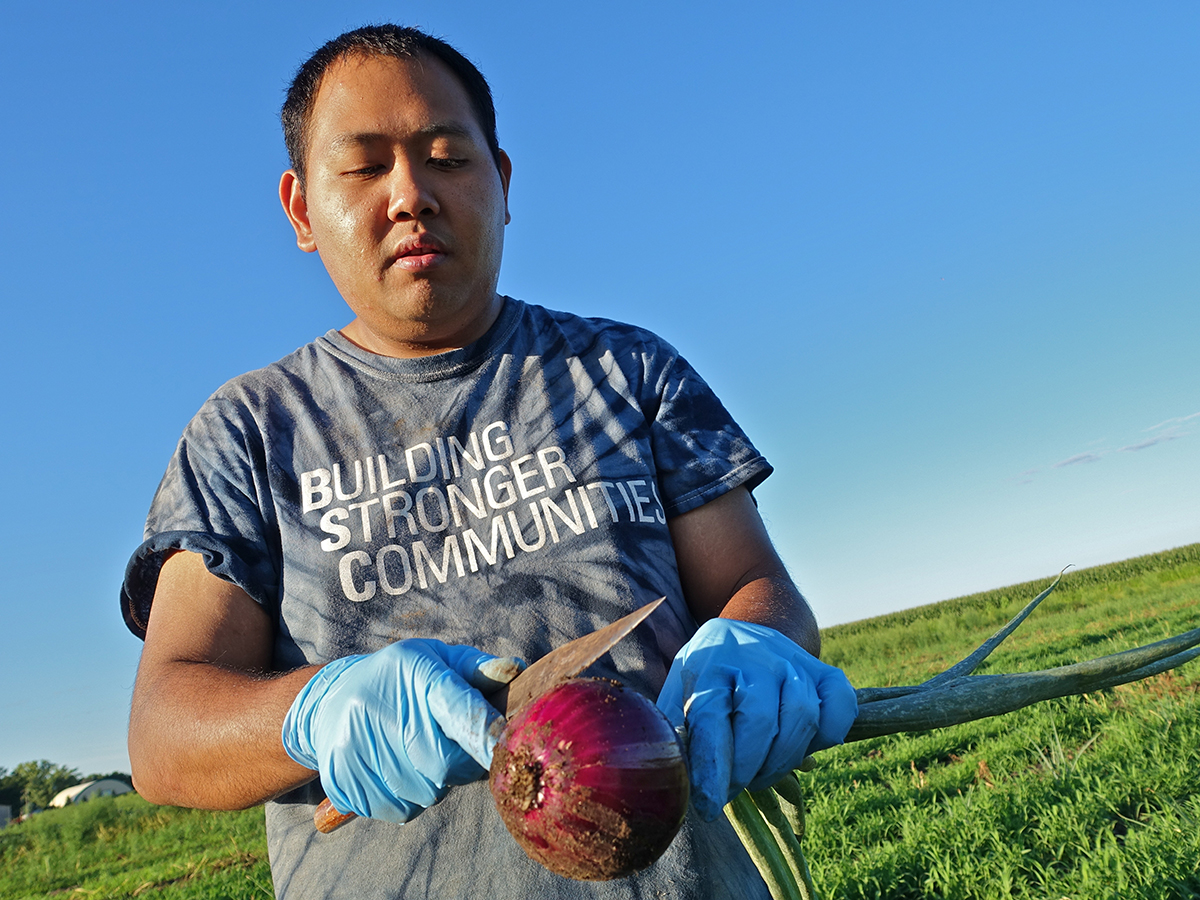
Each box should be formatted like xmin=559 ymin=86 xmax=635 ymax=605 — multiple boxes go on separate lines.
xmin=282 ymin=639 xmax=525 ymax=823
xmin=657 ymin=618 xmax=857 ymax=821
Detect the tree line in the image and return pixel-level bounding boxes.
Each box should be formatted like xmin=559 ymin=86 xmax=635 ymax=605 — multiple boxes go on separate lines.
xmin=0 ymin=761 xmax=133 ymax=816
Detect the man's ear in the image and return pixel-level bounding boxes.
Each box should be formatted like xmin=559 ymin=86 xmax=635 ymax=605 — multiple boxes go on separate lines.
xmin=498 ymin=149 xmax=513 ymax=226
xmin=280 ymin=170 xmax=318 ymax=253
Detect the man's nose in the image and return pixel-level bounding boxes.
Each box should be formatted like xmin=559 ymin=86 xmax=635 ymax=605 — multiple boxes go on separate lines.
xmin=386 ymin=162 xmax=440 ymax=221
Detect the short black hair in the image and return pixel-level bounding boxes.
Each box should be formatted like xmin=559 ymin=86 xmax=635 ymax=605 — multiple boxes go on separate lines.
xmin=281 ymin=24 xmax=501 ymax=189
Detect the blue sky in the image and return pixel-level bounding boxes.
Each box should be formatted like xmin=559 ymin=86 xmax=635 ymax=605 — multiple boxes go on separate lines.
xmin=1 ymin=2 xmax=1196 ymax=776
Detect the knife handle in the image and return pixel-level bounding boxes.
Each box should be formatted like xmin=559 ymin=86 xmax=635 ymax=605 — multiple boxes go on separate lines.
xmin=315 ymin=797 xmax=355 ymax=833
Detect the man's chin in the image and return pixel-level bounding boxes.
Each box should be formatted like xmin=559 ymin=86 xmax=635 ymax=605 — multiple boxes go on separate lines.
xmin=340 ymin=294 xmax=502 ymax=359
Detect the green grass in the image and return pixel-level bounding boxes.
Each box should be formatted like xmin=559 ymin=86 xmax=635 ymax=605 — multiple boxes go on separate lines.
xmin=2 ymin=544 xmax=1197 ymax=899
xmin=807 ymin=543 xmax=1200 ymax=899
xmin=0 ymin=794 xmax=271 ymax=899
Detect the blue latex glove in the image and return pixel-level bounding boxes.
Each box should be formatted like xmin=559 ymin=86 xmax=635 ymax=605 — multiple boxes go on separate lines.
xmin=282 ymin=639 xmax=525 ymax=823
xmin=657 ymin=618 xmax=857 ymax=821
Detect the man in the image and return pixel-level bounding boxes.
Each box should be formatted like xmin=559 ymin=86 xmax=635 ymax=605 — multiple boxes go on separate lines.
xmin=122 ymin=24 xmax=856 ymax=899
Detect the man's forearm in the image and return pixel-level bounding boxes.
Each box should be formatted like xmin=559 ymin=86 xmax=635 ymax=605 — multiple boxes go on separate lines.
xmin=716 ymin=571 xmax=822 ymax=658
xmin=129 ymin=659 xmax=319 ymax=810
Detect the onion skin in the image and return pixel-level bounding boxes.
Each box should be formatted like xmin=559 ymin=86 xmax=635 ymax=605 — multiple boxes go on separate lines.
xmin=489 ymin=677 xmax=690 ymax=881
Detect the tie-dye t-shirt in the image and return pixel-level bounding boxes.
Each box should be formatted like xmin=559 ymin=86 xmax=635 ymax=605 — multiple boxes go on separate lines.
xmin=122 ymin=297 xmax=774 ymax=899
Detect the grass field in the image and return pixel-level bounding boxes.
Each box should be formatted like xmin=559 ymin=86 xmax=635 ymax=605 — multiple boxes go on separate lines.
xmin=2 ymin=544 xmax=1197 ymax=899
xmin=0 ymin=795 xmax=271 ymax=899
xmin=810 ymin=543 xmax=1200 ymax=899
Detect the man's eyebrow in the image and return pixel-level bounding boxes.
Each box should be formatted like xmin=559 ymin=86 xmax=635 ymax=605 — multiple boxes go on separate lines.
xmin=325 ymin=123 xmax=478 ymax=154
xmin=416 ymin=122 xmax=477 ymax=141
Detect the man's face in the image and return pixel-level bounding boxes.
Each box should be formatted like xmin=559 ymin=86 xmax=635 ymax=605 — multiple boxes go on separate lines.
xmin=281 ymin=53 xmax=511 ymax=357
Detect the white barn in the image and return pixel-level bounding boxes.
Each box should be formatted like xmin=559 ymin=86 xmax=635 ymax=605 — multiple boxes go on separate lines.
xmin=49 ymin=779 xmax=133 ymax=808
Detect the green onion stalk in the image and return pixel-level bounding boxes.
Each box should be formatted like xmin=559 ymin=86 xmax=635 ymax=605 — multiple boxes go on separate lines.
xmin=725 ymin=767 xmax=820 ymax=900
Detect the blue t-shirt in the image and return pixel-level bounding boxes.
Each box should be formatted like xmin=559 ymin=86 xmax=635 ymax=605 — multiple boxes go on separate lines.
xmin=123 ymin=298 xmax=774 ymax=899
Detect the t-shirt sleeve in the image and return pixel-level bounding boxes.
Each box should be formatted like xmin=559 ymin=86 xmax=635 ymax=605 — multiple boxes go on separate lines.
xmin=120 ymin=396 xmax=281 ymax=640
xmin=643 ymin=345 xmax=773 ymax=518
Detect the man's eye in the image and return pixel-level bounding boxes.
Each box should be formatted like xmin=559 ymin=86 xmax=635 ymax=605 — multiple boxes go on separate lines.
xmin=345 ymin=164 xmax=385 ymax=177
xmin=430 ymin=157 xmax=468 ymax=170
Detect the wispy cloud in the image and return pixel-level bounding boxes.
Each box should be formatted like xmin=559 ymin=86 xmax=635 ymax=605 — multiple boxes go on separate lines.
xmin=1053 ymin=453 xmax=1102 ymax=468
xmin=1146 ymin=411 xmax=1200 ymax=432
xmin=1120 ymin=434 xmax=1180 ymax=452
xmin=1013 ymin=410 xmax=1195 ymax=485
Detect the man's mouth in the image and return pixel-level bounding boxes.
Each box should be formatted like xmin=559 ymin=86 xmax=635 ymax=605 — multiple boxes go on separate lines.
xmin=390 ymin=235 xmax=447 ymax=272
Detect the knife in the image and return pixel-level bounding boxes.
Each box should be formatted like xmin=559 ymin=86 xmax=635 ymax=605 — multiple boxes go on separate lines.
xmin=314 ymin=596 xmax=665 ymax=833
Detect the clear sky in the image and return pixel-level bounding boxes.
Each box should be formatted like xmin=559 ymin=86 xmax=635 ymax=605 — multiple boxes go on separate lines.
xmin=1 ymin=2 xmax=1196 ymax=777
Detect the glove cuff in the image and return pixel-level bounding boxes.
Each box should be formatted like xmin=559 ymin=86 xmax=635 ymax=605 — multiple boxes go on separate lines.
xmin=281 ymin=655 xmax=365 ymax=771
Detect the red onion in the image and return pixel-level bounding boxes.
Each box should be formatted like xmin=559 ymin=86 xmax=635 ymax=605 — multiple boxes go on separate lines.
xmin=489 ymin=677 xmax=690 ymax=881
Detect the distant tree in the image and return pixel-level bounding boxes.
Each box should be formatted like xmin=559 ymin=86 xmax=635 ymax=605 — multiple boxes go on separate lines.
xmin=14 ymin=760 xmax=81 ymax=813
xmin=0 ymin=767 xmax=22 ymax=812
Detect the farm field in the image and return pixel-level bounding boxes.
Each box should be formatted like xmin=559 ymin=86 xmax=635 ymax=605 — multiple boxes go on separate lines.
xmin=1 ymin=543 xmax=1197 ymax=899
xmin=0 ymin=795 xmax=271 ymax=899
xmin=810 ymin=543 xmax=1200 ymax=899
